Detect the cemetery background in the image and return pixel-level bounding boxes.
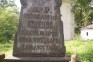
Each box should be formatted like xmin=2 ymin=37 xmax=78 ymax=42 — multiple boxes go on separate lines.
xmin=0 ymin=0 xmax=93 ymax=62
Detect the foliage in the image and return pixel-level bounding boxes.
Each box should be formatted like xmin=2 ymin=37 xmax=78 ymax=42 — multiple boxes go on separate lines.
xmin=66 ymin=40 xmax=93 ymax=62
xmin=0 ymin=0 xmax=19 ymax=42
xmin=72 ymin=0 xmax=93 ymax=34
xmin=0 ymin=41 xmax=13 ymax=56
xmin=0 ymin=0 xmax=16 ymax=9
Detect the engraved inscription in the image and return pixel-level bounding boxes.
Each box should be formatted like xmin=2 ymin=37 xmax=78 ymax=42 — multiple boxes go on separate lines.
xmin=18 ymin=4 xmax=60 ymax=54
xmin=13 ymin=0 xmax=65 ymax=57
xmin=28 ymin=21 xmax=53 ymax=29
xmin=18 ymin=37 xmax=62 ymax=53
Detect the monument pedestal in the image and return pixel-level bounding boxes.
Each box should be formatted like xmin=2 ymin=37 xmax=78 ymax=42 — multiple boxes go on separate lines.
xmin=4 ymin=55 xmax=70 ymax=62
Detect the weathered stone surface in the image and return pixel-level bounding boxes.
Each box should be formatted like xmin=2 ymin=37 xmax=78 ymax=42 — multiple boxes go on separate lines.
xmin=4 ymin=55 xmax=70 ymax=62
xmin=13 ymin=0 xmax=66 ymax=57
xmin=4 ymin=0 xmax=70 ymax=62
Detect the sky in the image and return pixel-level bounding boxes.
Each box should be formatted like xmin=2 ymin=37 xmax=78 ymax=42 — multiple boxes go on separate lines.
xmin=14 ymin=0 xmax=21 ymax=11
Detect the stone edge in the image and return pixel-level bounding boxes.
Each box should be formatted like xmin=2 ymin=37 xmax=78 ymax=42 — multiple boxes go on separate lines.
xmin=4 ymin=55 xmax=71 ymax=61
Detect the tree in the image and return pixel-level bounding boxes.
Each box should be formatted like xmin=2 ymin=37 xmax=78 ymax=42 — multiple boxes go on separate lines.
xmin=0 ymin=0 xmax=19 ymax=42
xmin=0 ymin=0 xmax=16 ymax=9
xmin=72 ymin=0 xmax=93 ymax=34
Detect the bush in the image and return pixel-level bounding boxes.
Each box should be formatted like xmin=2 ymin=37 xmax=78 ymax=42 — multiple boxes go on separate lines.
xmin=0 ymin=7 xmax=18 ymax=42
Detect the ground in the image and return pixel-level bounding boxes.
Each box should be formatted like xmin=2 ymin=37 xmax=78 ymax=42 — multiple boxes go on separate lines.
xmin=0 ymin=39 xmax=93 ymax=62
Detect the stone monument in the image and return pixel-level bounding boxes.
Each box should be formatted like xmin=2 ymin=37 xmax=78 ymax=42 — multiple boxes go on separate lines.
xmin=4 ymin=0 xmax=70 ymax=62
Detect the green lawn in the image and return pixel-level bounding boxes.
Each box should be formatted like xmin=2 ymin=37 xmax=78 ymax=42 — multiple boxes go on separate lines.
xmin=0 ymin=41 xmax=13 ymax=56
xmin=65 ymin=40 xmax=93 ymax=62
xmin=0 ymin=40 xmax=93 ymax=62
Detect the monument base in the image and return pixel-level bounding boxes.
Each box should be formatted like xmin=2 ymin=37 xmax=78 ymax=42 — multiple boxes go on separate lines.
xmin=4 ymin=55 xmax=70 ymax=62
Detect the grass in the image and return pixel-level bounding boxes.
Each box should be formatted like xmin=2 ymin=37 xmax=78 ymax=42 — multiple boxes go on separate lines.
xmin=0 ymin=38 xmax=93 ymax=62
xmin=65 ymin=40 xmax=93 ymax=62
xmin=65 ymin=35 xmax=93 ymax=62
xmin=0 ymin=41 xmax=13 ymax=56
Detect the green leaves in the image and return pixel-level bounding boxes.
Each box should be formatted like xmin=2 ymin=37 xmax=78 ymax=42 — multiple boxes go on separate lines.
xmin=66 ymin=40 xmax=93 ymax=62
xmin=0 ymin=8 xmax=18 ymax=42
xmin=72 ymin=0 xmax=93 ymax=34
xmin=0 ymin=0 xmax=19 ymax=42
xmin=0 ymin=0 xmax=16 ymax=9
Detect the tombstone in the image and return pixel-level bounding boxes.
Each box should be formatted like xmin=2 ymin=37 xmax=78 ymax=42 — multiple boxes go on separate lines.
xmin=4 ymin=0 xmax=70 ymax=62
